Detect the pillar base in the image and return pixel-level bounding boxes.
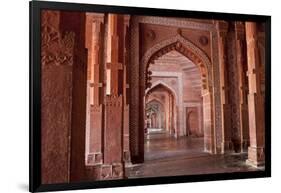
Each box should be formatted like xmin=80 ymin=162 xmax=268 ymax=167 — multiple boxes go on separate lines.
xmin=204 ymin=137 xmax=215 ymax=154
xmin=204 ymin=138 xmax=211 ymax=153
xmin=240 ymin=140 xmax=250 ymax=153
xmin=101 ymin=163 xmax=124 ymax=180
xmin=123 ymin=150 xmax=132 ymax=166
xmin=221 ymin=141 xmax=234 ymax=154
xmin=86 ymin=163 xmax=125 ymax=180
xmin=85 ymin=165 xmax=102 ymax=181
xmin=246 ymin=146 xmax=265 ymax=167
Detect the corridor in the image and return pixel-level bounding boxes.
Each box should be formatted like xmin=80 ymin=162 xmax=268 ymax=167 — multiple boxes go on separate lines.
xmin=126 ymin=133 xmax=262 ymax=178
xmin=39 ymin=10 xmax=267 ymax=182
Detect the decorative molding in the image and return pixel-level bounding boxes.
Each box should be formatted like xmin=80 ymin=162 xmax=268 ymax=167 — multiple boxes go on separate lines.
xmin=136 ymin=16 xmax=216 ymax=32
xmin=41 ymin=24 xmax=75 ymax=67
xmin=101 ymin=163 xmax=123 ymax=179
xmin=87 ymin=152 xmax=103 ymax=165
xmin=90 ymin=104 xmax=102 ymax=112
xmin=86 ymin=13 xmax=105 ymax=23
xmin=104 ymin=95 xmax=123 ymax=107
xmin=199 ymin=36 xmax=209 ymax=46
xmin=183 ymin=101 xmax=202 ymax=107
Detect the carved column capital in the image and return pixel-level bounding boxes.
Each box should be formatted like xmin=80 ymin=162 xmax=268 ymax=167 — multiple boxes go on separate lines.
xmin=86 ymin=13 xmax=105 ymax=23
xmin=216 ymin=20 xmax=229 ymax=37
xmin=235 ymin=22 xmax=245 ymax=40
xmin=124 ymin=15 xmax=131 ymax=27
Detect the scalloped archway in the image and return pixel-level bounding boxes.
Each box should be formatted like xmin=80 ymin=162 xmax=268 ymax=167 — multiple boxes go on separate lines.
xmin=146 ymin=80 xmax=178 ymax=104
xmin=141 ymin=34 xmax=212 ymax=91
xmin=129 ymin=27 xmax=219 ymax=164
xmin=145 ymin=81 xmax=177 ymax=136
xmin=145 ymin=99 xmax=166 ymax=130
xmin=140 ymin=35 xmax=214 ymax=153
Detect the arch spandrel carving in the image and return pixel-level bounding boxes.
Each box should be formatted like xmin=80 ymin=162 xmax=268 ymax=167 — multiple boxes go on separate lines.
xmin=141 ymin=34 xmax=212 ymax=92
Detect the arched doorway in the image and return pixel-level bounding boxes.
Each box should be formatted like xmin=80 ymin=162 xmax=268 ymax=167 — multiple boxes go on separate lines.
xmin=129 ymin=32 xmax=216 ymax=163
xmin=186 ymin=110 xmax=200 ymax=137
xmin=142 ymin=41 xmax=209 ymax=162
xmin=145 ymin=99 xmax=166 ymax=133
xmin=142 ymin=35 xmax=213 ymax=150
xmin=146 ymin=82 xmax=177 ymax=135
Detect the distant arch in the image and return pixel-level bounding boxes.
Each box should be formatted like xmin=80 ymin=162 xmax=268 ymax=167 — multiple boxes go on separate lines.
xmin=146 ymin=80 xmax=178 ymax=105
xmin=141 ymin=34 xmax=212 ymax=91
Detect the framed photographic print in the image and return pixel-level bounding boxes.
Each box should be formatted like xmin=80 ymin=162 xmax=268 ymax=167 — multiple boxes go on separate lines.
xmin=29 ymin=0 xmax=271 ymax=192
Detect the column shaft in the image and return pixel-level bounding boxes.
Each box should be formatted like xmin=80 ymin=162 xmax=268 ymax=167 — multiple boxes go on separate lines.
xmin=217 ymin=21 xmax=233 ymax=153
xmin=85 ymin=13 xmax=104 ymax=180
xmin=245 ymin=22 xmax=265 ymax=167
xmin=103 ymin=14 xmax=125 ymax=179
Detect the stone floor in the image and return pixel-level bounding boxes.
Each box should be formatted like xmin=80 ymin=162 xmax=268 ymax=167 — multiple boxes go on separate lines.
xmin=126 ymin=132 xmax=263 ymax=178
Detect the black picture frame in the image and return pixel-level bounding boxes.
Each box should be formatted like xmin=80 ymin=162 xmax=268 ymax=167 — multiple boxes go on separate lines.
xmin=29 ymin=1 xmax=271 ymax=192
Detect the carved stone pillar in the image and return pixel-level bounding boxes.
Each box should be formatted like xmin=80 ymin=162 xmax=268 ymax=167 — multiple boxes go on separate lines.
xmin=103 ymin=14 xmax=125 ymax=179
xmin=168 ymin=94 xmax=171 ymax=134
xmin=235 ymin=22 xmax=249 ymax=152
xmin=245 ymin=22 xmax=265 ymax=167
xmin=64 ymin=11 xmax=88 ymax=182
xmin=41 ymin=10 xmax=75 ymax=184
xmin=217 ymin=21 xmax=233 ymax=153
xmin=85 ymin=13 xmax=104 ymax=180
xmin=202 ymin=90 xmax=214 ymax=153
xmin=123 ymin=15 xmax=131 ymax=165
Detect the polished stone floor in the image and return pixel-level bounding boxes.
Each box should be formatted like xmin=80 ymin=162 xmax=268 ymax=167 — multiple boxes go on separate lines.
xmin=126 ymin=132 xmax=263 ymax=178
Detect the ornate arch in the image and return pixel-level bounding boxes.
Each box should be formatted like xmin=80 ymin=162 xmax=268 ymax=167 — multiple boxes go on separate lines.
xmin=141 ymin=34 xmax=212 ymax=91
xmin=146 ymin=98 xmax=165 ymax=108
xmin=145 ymin=99 xmax=166 ymax=129
xmin=145 ymin=80 xmax=178 ymax=105
xmin=129 ymin=17 xmax=222 ymax=161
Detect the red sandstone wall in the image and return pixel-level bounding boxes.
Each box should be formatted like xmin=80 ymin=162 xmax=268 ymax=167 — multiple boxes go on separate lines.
xmin=60 ymin=12 xmax=88 ymax=182
xmin=41 ymin=10 xmax=73 ymax=184
xmin=140 ymin=23 xmax=212 ymax=59
xmin=41 ymin=10 xmax=87 ymax=184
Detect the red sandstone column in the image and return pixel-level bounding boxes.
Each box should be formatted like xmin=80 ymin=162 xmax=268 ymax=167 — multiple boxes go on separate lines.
xmin=235 ymin=22 xmax=250 ymax=152
xmin=123 ymin=15 xmax=131 ymax=165
xmin=245 ymin=22 xmax=265 ymax=167
xmin=217 ymin=21 xmax=233 ymax=153
xmin=164 ymin=92 xmax=170 ymax=133
xmin=202 ymin=90 xmax=214 ymax=153
xmin=84 ymin=13 xmax=105 ymax=180
xmin=171 ymin=93 xmax=175 ymax=135
xmin=103 ymin=14 xmax=125 ymax=179
xmin=41 ymin=10 xmax=74 ymax=184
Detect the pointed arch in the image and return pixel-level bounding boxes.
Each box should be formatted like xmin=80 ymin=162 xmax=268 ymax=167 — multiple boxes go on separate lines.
xmin=146 ymin=98 xmax=165 ymax=108
xmin=145 ymin=82 xmax=177 ymax=136
xmin=145 ymin=80 xmax=178 ymax=105
xmin=146 ymin=99 xmax=166 ymax=129
xmin=141 ymin=34 xmax=213 ymax=91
